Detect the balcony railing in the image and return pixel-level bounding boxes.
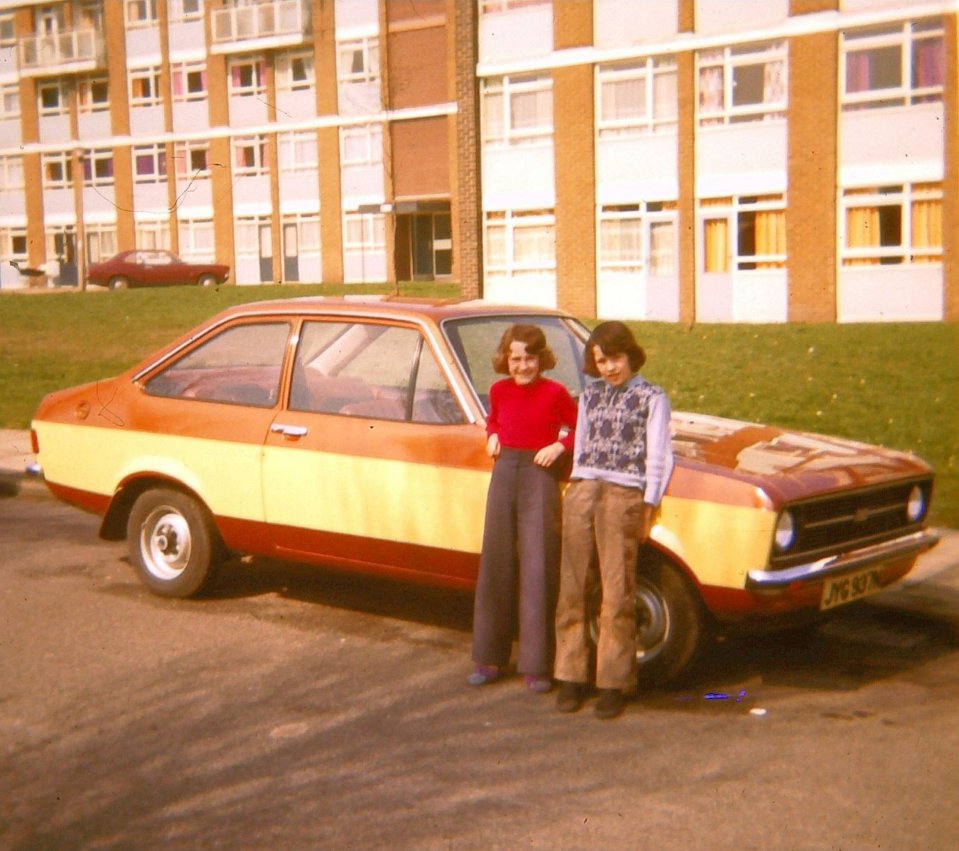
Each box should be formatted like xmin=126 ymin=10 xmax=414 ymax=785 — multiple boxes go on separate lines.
xmin=212 ymin=0 xmax=311 ymax=46
xmin=19 ymin=28 xmax=104 ymax=75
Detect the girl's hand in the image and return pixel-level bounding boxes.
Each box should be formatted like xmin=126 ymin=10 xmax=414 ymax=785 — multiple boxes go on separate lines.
xmin=486 ymin=434 xmax=501 ymax=459
xmin=534 ymin=441 xmax=565 ymax=467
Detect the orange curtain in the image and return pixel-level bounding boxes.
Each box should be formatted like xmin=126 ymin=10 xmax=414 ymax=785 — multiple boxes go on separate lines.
xmin=704 ymin=218 xmax=728 ymax=273
xmin=755 ymin=210 xmax=785 ymax=268
xmin=846 ymin=206 xmax=879 ymax=266
xmin=912 ymin=199 xmax=942 ymax=262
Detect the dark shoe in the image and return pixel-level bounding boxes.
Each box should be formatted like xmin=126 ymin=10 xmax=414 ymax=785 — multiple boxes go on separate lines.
xmin=594 ymin=688 xmax=627 ymax=720
xmin=555 ymin=681 xmax=585 ymax=713
xmin=467 ymin=665 xmax=501 ymax=686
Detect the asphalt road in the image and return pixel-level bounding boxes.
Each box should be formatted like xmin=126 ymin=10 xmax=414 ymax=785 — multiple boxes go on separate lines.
xmin=2 ymin=490 xmax=959 ymax=850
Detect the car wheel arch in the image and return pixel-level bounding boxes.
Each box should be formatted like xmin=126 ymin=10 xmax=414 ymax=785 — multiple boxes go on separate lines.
xmin=100 ymin=474 xmax=217 ymax=544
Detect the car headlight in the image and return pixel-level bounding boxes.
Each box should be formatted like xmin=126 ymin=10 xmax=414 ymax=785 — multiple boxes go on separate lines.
xmin=906 ymin=485 xmax=927 ymax=523
xmin=774 ymin=510 xmax=796 ymax=552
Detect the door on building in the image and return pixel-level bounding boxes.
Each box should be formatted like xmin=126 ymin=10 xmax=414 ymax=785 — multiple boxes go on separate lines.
xmin=394 ymin=202 xmax=451 ymax=282
xmin=283 ymin=222 xmax=299 ymax=282
xmin=259 ymin=224 xmax=273 ymax=282
xmin=48 ymin=228 xmax=77 ymax=286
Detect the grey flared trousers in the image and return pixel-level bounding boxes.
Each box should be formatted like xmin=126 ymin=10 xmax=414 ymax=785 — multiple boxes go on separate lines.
xmin=471 ymin=449 xmax=562 ymax=675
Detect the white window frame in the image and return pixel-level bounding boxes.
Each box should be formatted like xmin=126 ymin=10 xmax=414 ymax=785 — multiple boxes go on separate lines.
xmin=233 ymin=135 xmax=269 ymax=177
xmin=85 ymin=226 xmax=117 ymax=264
xmin=228 ymin=57 xmax=267 ymax=97
xmin=1 ymin=82 xmax=20 ymax=119
xmin=597 ymin=57 xmax=678 ymax=137
xmin=234 ymin=215 xmax=270 ymax=258
xmin=134 ymin=143 xmax=167 ymax=184
xmin=840 ymin=183 xmax=942 ymax=266
xmin=340 ymin=124 xmax=383 ymax=167
xmin=699 ymin=194 xmax=787 ymax=272
xmin=126 ymin=0 xmax=159 ymax=28
xmin=283 ymin=213 xmax=321 ymax=254
xmin=178 ymin=218 xmax=216 ymax=261
xmin=482 ymin=74 xmax=553 ymax=146
xmin=83 ymin=150 xmax=114 ymax=187
xmin=0 ymin=154 xmax=24 ymax=190
xmin=337 ymin=37 xmax=380 ymax=85
xmin=841 ymin=18 xmax=944 ymax=110
xmin=278 ymin=131 xmax=318 ymax=173
xmin=480 ymin=0 xmax=548 ymax=12
xmin=598 ymin=202 xmax=678 ymax=277
xmin=169 ymin=0 xmax=203 ymax=23
xmin=135 ymin=220 xmax=171 ymax=250
xmin=343 ymin=212 xmax=386 ymax=254
xmin=0 ymin=12 xmax=16 ymax=45
xmin=38 ymin=80 xmax=69 ymax=116
xmin=42 ymin=152 xmax=71 ymax=189
xmin=130 ymin=66 xmax=162 ymax=107
xmin=78 ymin=76 xmax=110 ymax=112
xmin=1 ymin=227 xmax=29 ymax=261
xmin=484 ymin=209 xmax=556 ymax=279
xmin=277 ymin=50 xmax=314 ymax=92
xmin=171 ymin=61 xmax=206 ymax=102
xmin=697 ymin=41 xmax=787 ymax=126
xmin=174 ymin=140 xmax=210 ymax=177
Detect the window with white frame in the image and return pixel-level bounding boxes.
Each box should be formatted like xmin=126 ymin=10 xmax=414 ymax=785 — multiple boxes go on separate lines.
xmin=341 ymin=124 xmax=383 ymax=166
xmin=233 ymin=135 xmax=269 ymax=176
xmin=344 ymin=212 xmax=386 ymax=253
xmin=136 ymin=220 xmax=170 ymax=250
xmin=841 ymin=183 xmax=941 ymax=266
xmin=484 ymin=209 xmax=556 ymax=278
xmin=229 ymin=57 xmax=266 ymax=97
xmin=78 ymin=77 xmax=109 ymax=112
xmin=599 ymin=202 xmax=678 ymax=277
xmin=697 ymin=41 xmax=787 ymax=125
xmin=480 ymin=0 xmax=548 ymax=12
xmin=234 ymin=215 xmax=269 ymax=257
xmin=42 ymin=152 xmax=72 ymax=188
xmin=172 ymin=61 xmax=206 ymax=102
xmin=38 ymin=80 xmax=69 ymax=115
xmin=169 ymin=0 xmax=203 ymax=22
xmin=174 ymin=140 xmax=210 ymax=176
xmin=130 ymin=66 xmax=162 ymax=107
xmin=1 ymin=227 xmax=29 ymax=261
xmin=134 ymin=144 xmax=167 ymax=183
xmin=126 ymin=0 xmax=159 ymax=27
xmin=337 ymin=37 xmax=380 ymax=84
xmin=284 ymin=213 xmax=321 ymax=254
xmin=597 ymin=57 xmax=678 ymax=137
xmin=85 ymin=226 xmax=117 ymax=264
xmin=0 ymin=155 xmax=24 ymax=191
xmin=277 ymin=51 xmax=314 ymax=92
xmin=178 ymin=218 xmax=216 ymax=261
xmin=278 ymin=131 xmax=318 ymax=173
xmin=0 ymin=13 xmax=16 ymax=45
xmin=841 ymin=18 xmax=944 ymax=110
xmin=700 ymin=195 xmax=786 ymax=272
xmin=482 ymin=75 xmax=553 ymax=146
xmin=1 ymin=82 xmax=19 ymax=119
xmin=83 ymin=150 xmax=114 ymax=187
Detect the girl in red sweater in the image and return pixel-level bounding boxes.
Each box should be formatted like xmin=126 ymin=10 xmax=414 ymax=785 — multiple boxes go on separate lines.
xmin=469 ymin=324 xmax=578 ymax=692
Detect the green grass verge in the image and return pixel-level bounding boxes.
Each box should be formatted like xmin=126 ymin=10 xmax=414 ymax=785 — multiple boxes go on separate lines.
xmin=2 ymin=284 xmax=956 ymax=527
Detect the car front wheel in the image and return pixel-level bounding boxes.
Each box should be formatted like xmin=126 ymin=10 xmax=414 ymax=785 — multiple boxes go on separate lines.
xmin=588 ymin=552 xmax=709 ymax=688
xmin=197 ymin=274 xmax=218 ymax=287
xmin=108 ymin=276 xmax=129 ymax=290
xmin=127 ymin=488 xmax=220 ymax=598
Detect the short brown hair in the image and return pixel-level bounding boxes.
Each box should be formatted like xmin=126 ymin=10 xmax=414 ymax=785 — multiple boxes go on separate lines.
xmin=491 ymin=324 xmax=558 ymax=374
xmin=582 ymin=321 xmax=647 ymax=377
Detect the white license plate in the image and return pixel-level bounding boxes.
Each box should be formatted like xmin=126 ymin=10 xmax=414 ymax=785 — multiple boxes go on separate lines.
xmin=820 ymin=567 xmax=883 ymax=611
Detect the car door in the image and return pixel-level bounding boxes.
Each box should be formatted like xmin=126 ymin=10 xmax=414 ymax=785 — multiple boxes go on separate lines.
xmin=262 ymin=317 xmax=491 ymax=586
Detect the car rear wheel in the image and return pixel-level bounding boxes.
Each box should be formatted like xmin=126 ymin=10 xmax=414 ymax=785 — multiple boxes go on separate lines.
xmin=127 ymin=488 xmax=220 ymax=598
xmin=587 ymin=552 xmax=709 ymax=688
xmin=197 ymin=274 xmax=217 ymax=287
xmin=108 ymin=276 xmax=129 ymax=290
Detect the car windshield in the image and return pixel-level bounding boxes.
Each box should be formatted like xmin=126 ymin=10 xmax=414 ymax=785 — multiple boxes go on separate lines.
xmin=442 ymin=314 xmax=588 ymax=413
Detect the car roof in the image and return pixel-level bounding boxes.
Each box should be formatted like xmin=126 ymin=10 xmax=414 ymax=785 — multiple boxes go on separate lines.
xmin=210 ymin=295 xmax=571 ymax=323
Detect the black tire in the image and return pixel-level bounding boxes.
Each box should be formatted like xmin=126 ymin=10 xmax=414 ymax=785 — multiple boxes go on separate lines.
xmin=197 ymin=274 xmax=217 ymax=287
xmin=127 ymin=488 xmax=220 ymax=598
xmin=587 ymin=551 xmax=709 ymax=688
xmin=108 ymin=276 xmax=129 ymax=290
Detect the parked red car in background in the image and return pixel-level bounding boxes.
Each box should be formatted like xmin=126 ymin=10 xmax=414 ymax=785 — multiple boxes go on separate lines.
xmin=87 ymin=250 xmax=230 ymax=290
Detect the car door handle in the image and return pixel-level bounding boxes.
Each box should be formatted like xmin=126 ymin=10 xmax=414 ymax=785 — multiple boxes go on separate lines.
xmin=270 ymin=423 xmax=308 ymax=439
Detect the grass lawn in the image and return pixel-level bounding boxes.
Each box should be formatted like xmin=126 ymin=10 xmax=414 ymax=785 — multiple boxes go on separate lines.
xmin=2 ymin=284 xmax=956 ymax=528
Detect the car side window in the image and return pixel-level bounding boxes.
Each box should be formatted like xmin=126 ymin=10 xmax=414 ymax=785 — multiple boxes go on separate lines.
xmin=144 ymin=322 xmax=290 ymax=407
xmin=290 ymin=320 xmax=465 ymax=424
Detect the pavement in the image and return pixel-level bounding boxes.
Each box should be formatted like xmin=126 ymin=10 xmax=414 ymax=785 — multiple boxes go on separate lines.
xmin=2 ymin=427 xmax=957 ymax=593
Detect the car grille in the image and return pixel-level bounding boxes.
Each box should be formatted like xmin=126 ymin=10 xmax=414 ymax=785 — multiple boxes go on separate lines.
xmin=769 ymin=477 xmax=934 ymax=568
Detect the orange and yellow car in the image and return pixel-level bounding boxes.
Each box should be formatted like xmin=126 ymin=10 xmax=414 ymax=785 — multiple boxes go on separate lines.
xmin=31 ymin=298 xmax=939 ymax=684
